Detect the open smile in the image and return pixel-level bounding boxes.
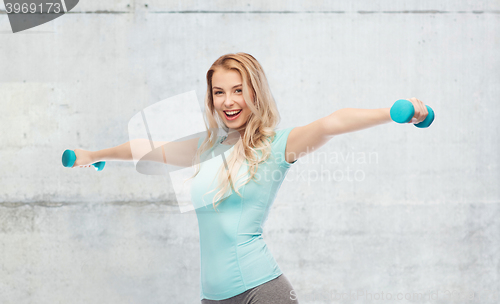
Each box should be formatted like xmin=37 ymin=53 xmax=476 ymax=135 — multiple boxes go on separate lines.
xmin=224 ymin=109 xmax=242 ymax=121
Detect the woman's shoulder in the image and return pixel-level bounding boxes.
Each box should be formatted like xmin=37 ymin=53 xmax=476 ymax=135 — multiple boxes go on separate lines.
xmin=271 ymin=127 xmax=295 ymax=144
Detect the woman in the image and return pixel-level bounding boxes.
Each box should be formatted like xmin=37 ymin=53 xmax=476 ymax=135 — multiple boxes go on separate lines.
xmin=72 ymin=52 xmax=428 ymax=303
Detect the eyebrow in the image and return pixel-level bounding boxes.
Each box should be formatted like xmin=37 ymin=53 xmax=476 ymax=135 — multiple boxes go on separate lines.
xmin=212 ymin=84 xmax=242 ymax=90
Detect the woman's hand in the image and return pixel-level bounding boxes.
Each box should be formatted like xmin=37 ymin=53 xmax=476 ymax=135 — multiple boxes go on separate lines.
xmin=406 ymin=97 xmax=429 ymax=124
xmin=72 ymin=149 xmax=96 ymax=168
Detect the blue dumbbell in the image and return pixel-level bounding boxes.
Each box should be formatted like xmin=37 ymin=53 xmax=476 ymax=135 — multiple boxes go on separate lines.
xmin=61 ymin=149 xmax=105 ymax=171
xmin=390 ymin=99 xmax=435 ymax=128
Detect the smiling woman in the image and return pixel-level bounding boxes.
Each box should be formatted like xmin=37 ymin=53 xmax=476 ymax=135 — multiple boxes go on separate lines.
xmin=182 ymin=53 xmax=301 ymax=303
xmin=212 ymin=70 xmax=251 ymax=135
xmin=191 ymin=53 xmax=283 ymax=211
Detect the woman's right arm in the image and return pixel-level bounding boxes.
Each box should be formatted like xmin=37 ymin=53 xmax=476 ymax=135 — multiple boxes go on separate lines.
xmin=89 ymin=137 xmax=200 ymax=167
xmin=91 ymin=141 xmax=134 ymax=162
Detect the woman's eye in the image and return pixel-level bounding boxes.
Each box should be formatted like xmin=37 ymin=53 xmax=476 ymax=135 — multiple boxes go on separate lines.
xmin=214 ymin=89 xmax=241 ymax=95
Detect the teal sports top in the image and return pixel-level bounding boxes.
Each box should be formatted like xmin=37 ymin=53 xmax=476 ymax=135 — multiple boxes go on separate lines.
xmin=190 ymin=127 xmax=297 ymax=301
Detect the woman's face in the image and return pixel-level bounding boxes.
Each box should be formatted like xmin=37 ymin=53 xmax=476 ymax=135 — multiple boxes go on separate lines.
xmin=212 ymin=69 xmax=252 ymax=135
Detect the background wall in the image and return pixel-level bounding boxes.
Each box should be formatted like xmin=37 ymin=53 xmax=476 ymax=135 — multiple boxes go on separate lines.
xmin=1 ymin=1 xmax=499 ymax=303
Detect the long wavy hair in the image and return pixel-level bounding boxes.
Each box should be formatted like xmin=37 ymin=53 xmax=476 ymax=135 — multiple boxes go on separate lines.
xmin=187 ymin=53 xmax=281 ymax=212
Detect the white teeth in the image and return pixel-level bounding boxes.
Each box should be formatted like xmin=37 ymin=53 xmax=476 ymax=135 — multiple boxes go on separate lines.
xmin=226 ymin=110 xmax=241 ymax=115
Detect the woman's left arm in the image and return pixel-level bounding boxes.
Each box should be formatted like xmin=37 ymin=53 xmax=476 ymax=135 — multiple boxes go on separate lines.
xmin=322 ymin=107 xmax=392 ymax=136
xmin=324 ymin=97 xmax=428 ymax=136
xmin=285 ymin=98 xmax=429 ymax=163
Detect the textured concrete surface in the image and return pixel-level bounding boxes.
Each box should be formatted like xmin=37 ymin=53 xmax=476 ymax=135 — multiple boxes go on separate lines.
xmin=1 ymin=1 xmax=499 ymax=303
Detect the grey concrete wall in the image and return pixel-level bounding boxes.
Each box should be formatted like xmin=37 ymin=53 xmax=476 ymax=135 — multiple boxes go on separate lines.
xmin=1 ymin=1 xmax=499 ymax=303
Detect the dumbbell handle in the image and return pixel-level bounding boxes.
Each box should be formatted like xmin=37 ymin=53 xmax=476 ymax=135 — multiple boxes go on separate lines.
xmin=61 ymin=149 xmax=105 ymax=171
xmin=390 ymin=99 xmax=435 ymax=128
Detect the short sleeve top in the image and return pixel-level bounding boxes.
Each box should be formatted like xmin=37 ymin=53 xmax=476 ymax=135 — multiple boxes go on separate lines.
xmin=190 ymin=127 xmax=297 ymax=301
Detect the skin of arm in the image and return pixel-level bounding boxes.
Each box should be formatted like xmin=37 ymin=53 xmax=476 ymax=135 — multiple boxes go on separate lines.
xmin=90 ymin=138 xmax=199 ymax=167
xmin=91 ymin=141 xmax=134 ymax=162
xmin=285 ymin=108 xmax=393 ymax=164
xmin=323 ymin=107 xmax=392 ymax=136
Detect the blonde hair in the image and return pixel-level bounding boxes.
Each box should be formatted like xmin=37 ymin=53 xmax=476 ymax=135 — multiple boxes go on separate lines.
xmin=187 ymin=52 xmax=281 ymax=211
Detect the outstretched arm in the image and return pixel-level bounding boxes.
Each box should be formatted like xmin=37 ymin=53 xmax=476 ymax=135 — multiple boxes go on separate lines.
xmin=91 ymin=137 xmax=200 ymax=167
xmin=285 ymin=98 xmax=429 ymax=164
xmin=323 ymin=107 xmax=392 ymax=136
xmin=284 ymin=108 xmax=392 ymax=164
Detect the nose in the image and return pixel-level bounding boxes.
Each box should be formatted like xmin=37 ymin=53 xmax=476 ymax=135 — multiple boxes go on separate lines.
xmin=223 ymin=94 xmax=236 ymax=107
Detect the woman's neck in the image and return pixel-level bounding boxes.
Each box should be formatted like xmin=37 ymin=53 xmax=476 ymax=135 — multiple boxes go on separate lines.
xmin=227 ymin=128 xmax=244 ymax=138
xmin=222 ymin=128 xmax=243 ymax=145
